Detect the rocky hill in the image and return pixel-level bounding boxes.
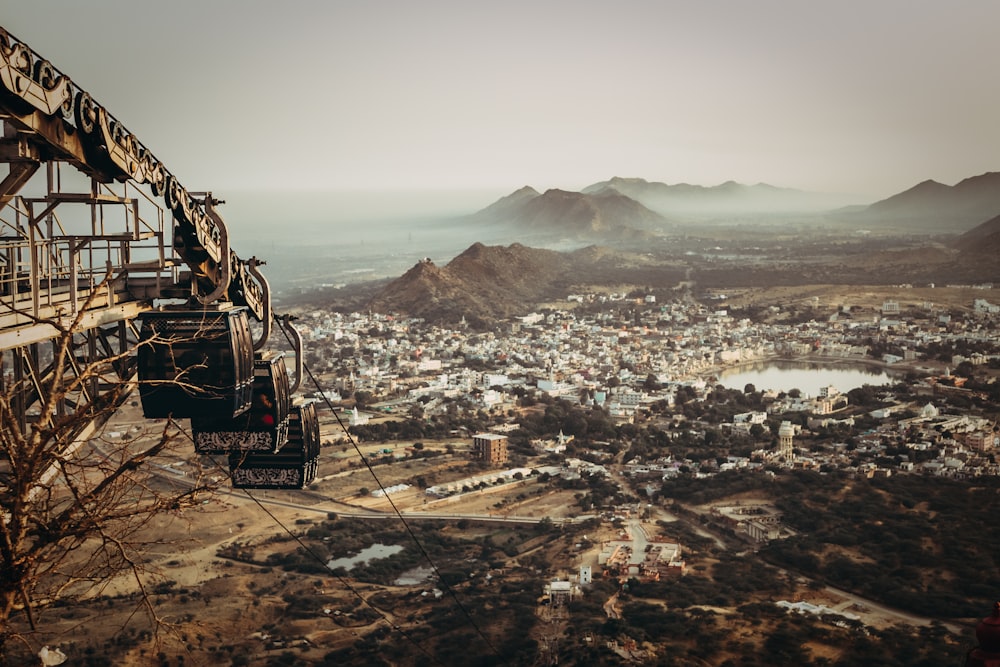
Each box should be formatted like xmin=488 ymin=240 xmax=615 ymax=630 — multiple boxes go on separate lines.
xmin=366 ymin=243 xmax=575 ymax=325
xmin=851 ymin=172 xmax=1000 ymax=233
xmin=471 ymin=187 xmax=671 ymax=239
xmin=952 ymin=212 xmax=1000 ymax=256
xmin=474 ymin=185 xmax=541 ymax=219
xmin=365 ymin=242 xmax=674 ymax=326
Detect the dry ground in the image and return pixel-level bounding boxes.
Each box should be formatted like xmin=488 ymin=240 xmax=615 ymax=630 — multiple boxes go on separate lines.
xmin=12 ymin=405 xmax=605 ymax=664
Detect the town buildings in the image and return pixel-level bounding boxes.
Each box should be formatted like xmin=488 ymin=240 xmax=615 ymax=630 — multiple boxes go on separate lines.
xmin=287 ymin=284 xmax=1000 ymax=484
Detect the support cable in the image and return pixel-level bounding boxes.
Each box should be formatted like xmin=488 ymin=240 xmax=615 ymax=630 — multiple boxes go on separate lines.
xmin=274 ymin=315 xmax=505 ymax=661
xmin=172 ymin=426 xmax=448 ymax=666
xmin=238 ymin=485 xmax=447 ymax=666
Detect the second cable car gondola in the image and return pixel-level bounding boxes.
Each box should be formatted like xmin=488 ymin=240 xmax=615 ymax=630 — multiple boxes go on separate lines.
xmin=135 ymin=306 xmax=254 ymax=420
xmin=228 ymin=400 xmax=320 ymax=489
xmin=190 ymin=351 xmax=291 ymax=454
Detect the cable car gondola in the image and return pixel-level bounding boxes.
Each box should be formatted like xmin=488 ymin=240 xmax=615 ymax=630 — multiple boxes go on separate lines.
xmin=229 ymin=400 xmax=321 ymax=489
xmin=136 ymin=306 xmax=254 ymax=419
xmin=190 ymin=351 xmax=291 ymax=454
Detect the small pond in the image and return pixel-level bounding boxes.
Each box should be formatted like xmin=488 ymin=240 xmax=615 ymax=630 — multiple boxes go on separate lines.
xmin=327 ymin=543 xmax=403 ymax=571
xmin=394 ymin=566 xmax=435 ymax=586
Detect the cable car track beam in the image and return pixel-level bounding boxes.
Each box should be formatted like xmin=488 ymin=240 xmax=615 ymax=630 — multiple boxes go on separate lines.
xmin=0 ymin=26 xmax=270 ymax=326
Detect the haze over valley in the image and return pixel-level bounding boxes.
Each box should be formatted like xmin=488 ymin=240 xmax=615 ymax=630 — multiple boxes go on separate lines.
xmin=262 ymin=171 xmax=1000 ymax=316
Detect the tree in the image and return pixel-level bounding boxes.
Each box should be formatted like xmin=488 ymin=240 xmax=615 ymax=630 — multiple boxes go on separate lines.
xmin=353 ymin=390 xmax=374 ymax=408
xmin=535 ymin=516 xmax=556 ymax=534
xmin=0 ymin=289 xmax=218 ymax=661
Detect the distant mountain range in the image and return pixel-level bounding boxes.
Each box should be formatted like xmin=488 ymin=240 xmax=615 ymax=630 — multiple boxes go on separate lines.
xmin=468 ymin=172 xmax=1000 ymax=239
xmin=581 ymin=176 xmax=857 ymax=216
xmin=358 ymin=171 xmax=1000 ymax=326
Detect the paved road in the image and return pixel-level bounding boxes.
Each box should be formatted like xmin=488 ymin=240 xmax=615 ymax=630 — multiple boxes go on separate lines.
xmin=821 ymin=583 xmax=965 ymax=636
xmin=222 ymin=487 xmax=575 ymax=526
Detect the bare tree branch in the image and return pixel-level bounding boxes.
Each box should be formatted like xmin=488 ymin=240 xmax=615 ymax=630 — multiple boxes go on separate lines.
xmin=0 ymin=284 xmax=225 ymax=662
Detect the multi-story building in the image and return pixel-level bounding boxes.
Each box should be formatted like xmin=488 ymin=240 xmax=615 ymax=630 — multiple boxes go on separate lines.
xmin=472 ymin=433 xmax=508 ymax=465
xmin=965 ymin=427 xmax=999 ymax=452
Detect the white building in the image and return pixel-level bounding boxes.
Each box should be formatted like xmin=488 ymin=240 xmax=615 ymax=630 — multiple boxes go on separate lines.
xmin=350 ymin=407 xmax=369 ymax=426
xmin=733 ymin=411 xmax=767 ymax=425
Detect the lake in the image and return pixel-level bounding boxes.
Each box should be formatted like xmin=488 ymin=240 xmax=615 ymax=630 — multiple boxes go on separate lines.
xmin=716 ymin=360 xmax=895 ymax=397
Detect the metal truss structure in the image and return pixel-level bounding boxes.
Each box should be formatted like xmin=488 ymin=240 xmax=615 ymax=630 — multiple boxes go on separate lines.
xmin=0 ymin=25 xmax=273 ymax=451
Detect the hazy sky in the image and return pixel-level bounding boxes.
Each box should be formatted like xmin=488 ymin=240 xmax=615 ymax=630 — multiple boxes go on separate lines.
xmin=4 ymin=1 xmax=999 ymax=204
